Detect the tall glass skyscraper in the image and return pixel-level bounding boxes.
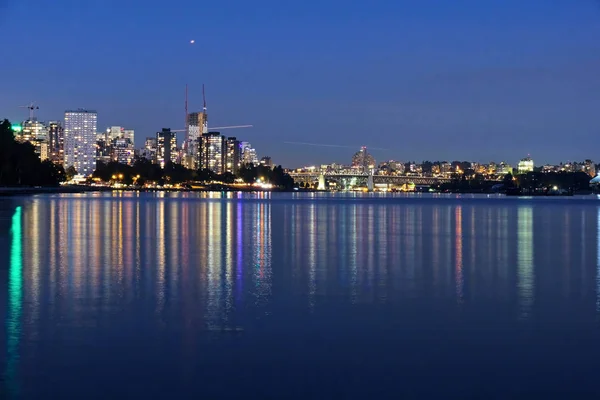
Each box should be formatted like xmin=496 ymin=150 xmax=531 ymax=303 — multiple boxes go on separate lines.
xmin=64 ymin=109 xmax=98 ymax=176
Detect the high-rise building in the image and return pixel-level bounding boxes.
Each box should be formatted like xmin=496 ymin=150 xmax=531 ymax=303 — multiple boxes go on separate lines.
xmin=199 ymin=132 xmax=224 ymax=174
xmin=123 ymin=129 xmax=134 ymax=143
xmin=260 ymin=156 xmax=272 ymax=168
xmin=187 ymin=112 xmax=206 ymax=145
xmin=64 ymin=109 xmax=98 ymax=176
xmin=240 ymin=142 xmax=258 ymax=166
xmin=183 ymin=112 xmax=207 ymax=169
xmin=143 ymin=137 xmax=157 ymax=161
xmin=48 ymin=121 xmax=64 ymax=164
xmin=107 ymin=126 xmax=124 ymax=141
xmin=113 ymin=138 xmax=135 ymax=165
xmin=20 ymin=119 xmax=48 ymax=142
xmin=96 ymin=136 xmax=112 ymax=164
xmin=156 ymin=128 xmax=177 ymax=168
xmin=16 ymin=119 xmax=50 ymax=161
xmin=352 ymin=147 xmax=375 ymax=172
xmin=224 ymin=137 xmax=241 ymax=174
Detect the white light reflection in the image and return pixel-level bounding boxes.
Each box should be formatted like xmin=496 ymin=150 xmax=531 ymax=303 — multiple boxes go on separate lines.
xmin=517 ymin=207 xmax=534 ymax=319
xmin=155 ymin=199 xmax=166 ymax=317
xmin=307 ymin=203 xmax=317 ymax=310
xmin=206 ymin=201 xmax=222 ymax=330
xmin=253 ymin=200 xmax=272 ymax=311
xmin=349 ymin=204 xmax=358 ymax=304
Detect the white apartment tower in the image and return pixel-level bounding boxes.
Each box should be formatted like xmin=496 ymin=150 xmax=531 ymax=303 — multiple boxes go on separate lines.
xmin=64 ymin=109 xmax=98 ymax=176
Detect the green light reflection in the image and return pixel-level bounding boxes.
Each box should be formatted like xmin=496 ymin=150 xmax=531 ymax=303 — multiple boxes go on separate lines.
xmin=6 ymin=206 xmax=23 ymax=397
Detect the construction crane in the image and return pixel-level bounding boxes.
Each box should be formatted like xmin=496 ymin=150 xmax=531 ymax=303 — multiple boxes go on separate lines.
xmin=171 ymin=125 xmax=253 ymax=133
xmin=19 ymin=102 xmax=39 ymax=120
xmin=177 ymin=84 xmax=252 ymax=134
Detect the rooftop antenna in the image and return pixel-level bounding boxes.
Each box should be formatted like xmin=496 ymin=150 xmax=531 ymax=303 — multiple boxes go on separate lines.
xmin=19 ymin=102 xmax=39 ymax=120
xmin=202 ymin=84 xmax=208 ymax=134
xmin=185 ymin=84 xmax=189 ymax=144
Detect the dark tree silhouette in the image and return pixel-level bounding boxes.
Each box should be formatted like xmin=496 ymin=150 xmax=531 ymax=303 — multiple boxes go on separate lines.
xmin=0 ymin=119 xmax=65 ymax=186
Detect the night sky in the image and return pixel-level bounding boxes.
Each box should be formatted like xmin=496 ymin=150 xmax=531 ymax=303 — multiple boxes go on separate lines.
xmin=1 ymin=0 xmax=600 ymax=167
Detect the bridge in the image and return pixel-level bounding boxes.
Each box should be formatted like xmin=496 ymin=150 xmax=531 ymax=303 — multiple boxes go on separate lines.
xmin=289 ymin=172 xmax=454 ymax=187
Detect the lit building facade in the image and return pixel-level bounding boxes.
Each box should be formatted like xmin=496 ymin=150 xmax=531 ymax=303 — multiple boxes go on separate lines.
xmin=185 ymin=112 xmax=207 ymax=169
xmin=352 ymin=146 xmax=375 ymax=172
xmin=123 ymin=129 xmax=134 ymax=143
xmin=497 ymin=162 xmax=512 ymax=175
xmin=15 ymin=119 xmax=50 ymax=161
xmin=260 ymin=156 xmax=272 ymax=168
xmin=199 ymin=132 xmax=224 ymax=174
xmin=96 ymin=136 xmax=112 ymax=164
xmin=517 ymin=157 xmax=534 ymax=175
xmin=143 ymin=137 xmax=157 ymax=161
xmin=113 ymin=138 xmax=135 ymax=165
xmin=19 ymin=119 xmax=48 ymax=142
xmin=156 ymin=128 xmax=177 ymax=168
xmin=64 ymin=109 xmax=98 ymax=176
xmin=224 ymin=137 xmax=241 ymax=174
xmin=240 ymin=141 xmax=258 ymax=166
xmin=48 ymin=121 xmax=64 ymax=164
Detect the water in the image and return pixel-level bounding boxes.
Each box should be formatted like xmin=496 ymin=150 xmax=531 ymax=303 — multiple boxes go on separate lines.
xmin=1 ymin=192 xmax=600 ymax=398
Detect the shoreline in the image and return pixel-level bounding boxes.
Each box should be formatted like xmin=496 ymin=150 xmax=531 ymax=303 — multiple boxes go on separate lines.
xmin=0 ymin=186 xmax=596 ymax=197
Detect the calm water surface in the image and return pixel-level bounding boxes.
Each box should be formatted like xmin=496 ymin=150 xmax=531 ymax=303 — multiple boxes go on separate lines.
xmin=2 ymin=192 xmax=600 ymax=398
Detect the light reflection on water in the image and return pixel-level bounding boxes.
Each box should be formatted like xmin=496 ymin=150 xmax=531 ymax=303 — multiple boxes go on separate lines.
xmin=3 ymin=193 xmax=600 ymax=397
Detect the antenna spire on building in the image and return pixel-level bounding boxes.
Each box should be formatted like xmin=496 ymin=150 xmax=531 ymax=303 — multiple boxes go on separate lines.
xmin=185 ymin=84 xmax=189 ymax=143
xmin=202 ymin=84 xmax=208 ymax=134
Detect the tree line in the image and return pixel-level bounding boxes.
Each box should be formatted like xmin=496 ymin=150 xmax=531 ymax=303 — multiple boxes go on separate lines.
xmin=1 ymin=118 xmax=296 ymax=189
xmin=93 ymin=159 xmax=296 ymax=189
xmin=437 ymin=171 xmax=593 ymax=193
xmin=0 ymin=119 xmax=65 ymax=186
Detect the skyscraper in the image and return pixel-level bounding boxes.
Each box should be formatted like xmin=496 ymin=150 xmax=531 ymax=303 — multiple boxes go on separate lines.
xmin=352 ymin=146 xmax=375 ymax=173
xmin=199 ymin=132 xmax=224 ymax=174
xmin=240 ymin=142 xmax=258 ymax=166
xmin=143 ymin=137 xmax=157 ymax=161
xmin=64 ymin=109 xmax=98 ymax=176
xmin=156 ymin=128 xmax=177 ymax=168
xmin=113 ymin=138 xmax=135 ymax=165
xmin=184 ymin=112 xmax=207 ymax=169
xmin=224 ymin=137 xmax=241 ymax=174
xmin=48 ymin=121 xmax=64 ymax=164
xmin=187 ymin=112 xmax=206 ymax=145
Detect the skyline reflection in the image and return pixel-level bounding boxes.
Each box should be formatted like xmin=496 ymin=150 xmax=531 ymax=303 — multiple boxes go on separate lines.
xmin=3 ymin=194 xmax=600 ymax=395
xmin=4 ymin=195 xmax=600 ymax=322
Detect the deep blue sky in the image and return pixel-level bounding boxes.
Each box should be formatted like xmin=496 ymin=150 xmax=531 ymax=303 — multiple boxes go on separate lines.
xmin=2 ymin=0 xmax=600 ymax=167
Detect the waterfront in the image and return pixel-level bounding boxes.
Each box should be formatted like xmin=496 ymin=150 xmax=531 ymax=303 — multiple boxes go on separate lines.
xmin=1 ymin=192 xmax=600 ymax=398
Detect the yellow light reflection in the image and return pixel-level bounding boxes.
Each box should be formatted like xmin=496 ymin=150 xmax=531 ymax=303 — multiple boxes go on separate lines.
xmin=455 ymin=206 xmax=464 ymax=304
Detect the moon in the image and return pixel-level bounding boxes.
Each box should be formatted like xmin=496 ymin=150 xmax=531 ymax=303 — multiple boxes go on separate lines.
xmin=190 ymin=40 xmax=195 ymax=44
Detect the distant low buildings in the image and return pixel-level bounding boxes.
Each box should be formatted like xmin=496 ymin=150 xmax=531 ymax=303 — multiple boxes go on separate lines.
xmin=517 ymin=157 xmax=534 ymax=175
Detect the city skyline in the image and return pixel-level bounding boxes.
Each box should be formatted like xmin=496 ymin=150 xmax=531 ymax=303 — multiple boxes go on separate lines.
xmin=3 ymin=1 xmax=600 ymax=166
xmin=6 ymin=112 xmax=600 ymax=170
